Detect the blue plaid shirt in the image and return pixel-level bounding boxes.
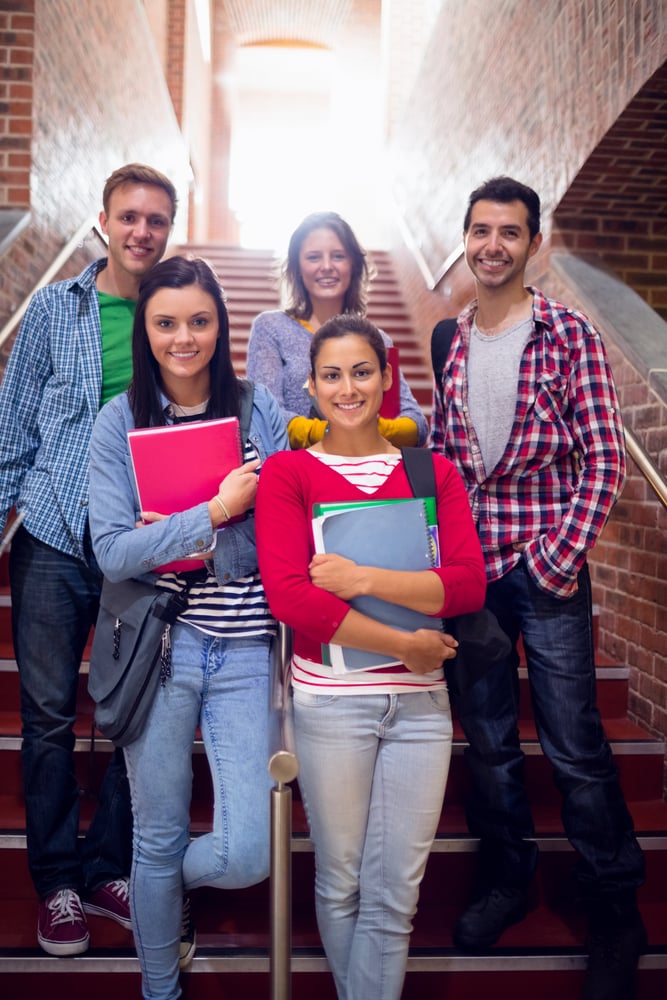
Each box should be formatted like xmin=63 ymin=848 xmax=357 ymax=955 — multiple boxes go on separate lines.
xmin=0 ymin=258 xmax=109 ymax=560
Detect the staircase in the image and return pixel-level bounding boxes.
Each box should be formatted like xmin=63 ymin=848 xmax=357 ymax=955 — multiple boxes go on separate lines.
xmin=1 ymin=246 xmax=666 ymax=999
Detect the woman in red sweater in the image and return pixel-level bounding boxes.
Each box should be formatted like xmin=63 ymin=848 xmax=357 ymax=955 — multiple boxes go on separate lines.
xmin=255 ymin=315 xmax=485 ymax=1000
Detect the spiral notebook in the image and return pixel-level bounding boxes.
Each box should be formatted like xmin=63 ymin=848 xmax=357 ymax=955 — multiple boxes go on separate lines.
xmin=311 ymin=497 xmax=441 ymax=672
xmin=128 ymin=417 xmax=242 ymax=573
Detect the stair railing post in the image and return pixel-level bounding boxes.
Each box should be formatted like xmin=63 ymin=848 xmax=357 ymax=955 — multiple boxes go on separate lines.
xmin=268 ymin=624 xmax=298 ymax=1000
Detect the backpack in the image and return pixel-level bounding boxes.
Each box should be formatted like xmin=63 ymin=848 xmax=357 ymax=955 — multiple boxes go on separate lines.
xmin=430 ymin=318 xmax=458 ymax=408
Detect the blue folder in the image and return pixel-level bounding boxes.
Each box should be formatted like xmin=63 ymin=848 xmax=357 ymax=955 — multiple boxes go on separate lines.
xmin=312 ymin=498 xmax=442 ymax=672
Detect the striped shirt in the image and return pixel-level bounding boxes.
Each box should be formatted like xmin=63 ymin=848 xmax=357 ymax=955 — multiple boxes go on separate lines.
xmin=430 ymin=288 xmax=626 ymax=597
xmin=157 ymin=438 xmax=275 ymax=639
xmin=291 ymin=452 xmax=444 ymax=695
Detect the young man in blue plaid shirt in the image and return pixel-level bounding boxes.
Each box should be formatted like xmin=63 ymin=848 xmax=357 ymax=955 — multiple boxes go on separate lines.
xmin=431 ymin=176 xmax=645 ymax=1000
xmin=0 ymin=163 xmax=176 ymax=956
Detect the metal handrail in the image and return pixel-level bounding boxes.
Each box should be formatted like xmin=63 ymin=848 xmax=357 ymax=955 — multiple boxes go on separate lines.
xmin=0 ymin=216 xmax=103 ymax=350
xmin=392 ymin=198 xmax=464 ymax=292
xmin=625 ymin=426 xmax=667 ymax=509
xmin=268 ymin=623 xmax=298 ymax=1000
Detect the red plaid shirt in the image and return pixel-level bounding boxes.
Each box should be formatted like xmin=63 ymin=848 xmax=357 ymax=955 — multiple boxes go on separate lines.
xmin=430 ymin=288 xmax=626 ymax=597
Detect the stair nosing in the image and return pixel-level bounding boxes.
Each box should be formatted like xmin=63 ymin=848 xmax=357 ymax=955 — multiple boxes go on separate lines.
xmin=0 ymin=950 xmax=666 ymax=974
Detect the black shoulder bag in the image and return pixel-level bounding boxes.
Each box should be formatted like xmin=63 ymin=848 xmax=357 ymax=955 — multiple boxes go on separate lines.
xmin=401 ymin=447 xmax=511 ymax=696
xmin=88 ymin=571 xmax=205 ymax=746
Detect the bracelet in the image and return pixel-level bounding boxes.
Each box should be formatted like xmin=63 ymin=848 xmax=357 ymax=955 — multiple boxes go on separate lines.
xmin=212 ymin=494 xmax=231 ymax=522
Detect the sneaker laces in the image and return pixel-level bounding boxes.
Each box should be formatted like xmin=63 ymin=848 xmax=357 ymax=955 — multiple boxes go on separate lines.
xmin=181 ymin=895 xmax=193 ymax=938
xmin=46 ymin=889 xmax=85 ymax=929
xmin=104 ymin=878 xmax=130 ymax=905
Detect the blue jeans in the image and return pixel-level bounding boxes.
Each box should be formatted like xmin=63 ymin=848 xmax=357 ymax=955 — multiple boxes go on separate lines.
xmin=123 ymin=623 xmax=272 ymax=1000
xmin=454 ymin=559 xmax=644 ymax=897
xmin=293 ymin=687 xmax=453 ymax=1000
xmin=9 ymin=526 xmax=132 ymax=899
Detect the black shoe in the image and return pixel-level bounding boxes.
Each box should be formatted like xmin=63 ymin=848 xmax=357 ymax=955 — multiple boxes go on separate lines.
xmin=452 ymin=885 xmax=528 ymax=950
xmin=583 ymin=908 xmax=647 ymax=1000
xmin=179 ymin=895 xmax=196 ymax=969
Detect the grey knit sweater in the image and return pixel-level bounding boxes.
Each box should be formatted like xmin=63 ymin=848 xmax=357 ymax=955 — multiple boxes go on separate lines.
xmin=246 ymin=310 xmax=428 ymax=444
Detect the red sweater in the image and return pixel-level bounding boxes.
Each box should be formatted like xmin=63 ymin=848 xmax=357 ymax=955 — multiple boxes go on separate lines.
xmin=255 ymin=449 xmax=486 ymax=665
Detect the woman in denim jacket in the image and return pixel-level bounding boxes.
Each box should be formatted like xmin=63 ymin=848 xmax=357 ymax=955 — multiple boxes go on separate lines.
xmin=89 ymin=256 xmax=288 ymax=1000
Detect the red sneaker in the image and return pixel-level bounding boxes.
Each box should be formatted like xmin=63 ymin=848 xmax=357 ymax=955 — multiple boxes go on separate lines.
xmin=82 ymin=878 xmax=132 ymax=930
xmin=38 ymin=889 xmax=90 ymax=956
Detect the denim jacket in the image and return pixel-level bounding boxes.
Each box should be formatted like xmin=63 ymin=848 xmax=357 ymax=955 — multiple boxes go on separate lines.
xmin=89 ymin=382 xmax=288 ymax=585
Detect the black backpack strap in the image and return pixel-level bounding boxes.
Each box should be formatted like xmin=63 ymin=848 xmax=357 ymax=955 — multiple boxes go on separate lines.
xmin=430 ymin=318 xmax=458 ymax=406
xmin=401 ymin=446 xmax=436 ymax=499
xmin=237 ymin=377 xmax=255 ymax=442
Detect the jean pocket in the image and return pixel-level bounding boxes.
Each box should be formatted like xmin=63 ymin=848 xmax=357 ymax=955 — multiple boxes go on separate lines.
xmin=428 ymin=686 xmax=452 ymax=714
xmin=292 ymin=687 xmax=339 ymax=708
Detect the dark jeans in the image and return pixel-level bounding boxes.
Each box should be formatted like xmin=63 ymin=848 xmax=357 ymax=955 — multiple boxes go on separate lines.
xmin=453 ymin=558 xmax=644 ymax=900
xmin=10 ymin=526 xmax=132 ymax=900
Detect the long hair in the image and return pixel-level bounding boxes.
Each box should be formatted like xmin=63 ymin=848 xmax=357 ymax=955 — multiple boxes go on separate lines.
xmin=127 ymin=256 xmax=240 ymax=428
xmin=282 ymin=211 xmax=371 ymax=319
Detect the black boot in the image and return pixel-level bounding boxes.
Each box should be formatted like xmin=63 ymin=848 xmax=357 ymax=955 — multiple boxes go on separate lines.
xmin=453 ymin=884 xmax=529 ymax=950
xmin=583 ymin=897 xmax=647 ymax=1000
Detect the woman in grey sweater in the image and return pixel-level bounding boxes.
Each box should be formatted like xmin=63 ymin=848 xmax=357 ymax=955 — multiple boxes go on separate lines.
xmin=247 ymin=211 xmax=427 ymax=449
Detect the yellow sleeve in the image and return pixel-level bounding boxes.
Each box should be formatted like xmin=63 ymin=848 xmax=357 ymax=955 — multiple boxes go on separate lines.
xmin=287 ymin=416 xmax=328 ymax=450
xmin=377 ymin=416 xmax=419 ymax=447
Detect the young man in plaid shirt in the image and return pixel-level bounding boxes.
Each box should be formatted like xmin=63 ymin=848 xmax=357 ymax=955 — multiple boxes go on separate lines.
xmin=431 ymin=176 xmax=645 ymax=1000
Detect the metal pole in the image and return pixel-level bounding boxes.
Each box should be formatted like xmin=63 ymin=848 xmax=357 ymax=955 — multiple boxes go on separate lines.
xmin=270 ymin=778 xmax=294 ymax=1000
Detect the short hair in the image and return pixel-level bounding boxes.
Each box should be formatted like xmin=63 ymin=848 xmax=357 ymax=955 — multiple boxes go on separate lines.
xmin=463 ymin=176 xmax=541 ymax=240
xmin=283 ymin=211 xmax=371 ymax=319
xmin=128 ymin=256 xmax=239 ymax=428
xmin=309 ymin=314 xmax=387 ymax=377
xmin=102 ymin=163 xmax=178 ymax=223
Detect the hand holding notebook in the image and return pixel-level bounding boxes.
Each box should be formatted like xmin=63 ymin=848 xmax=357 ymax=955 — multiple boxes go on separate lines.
xmin=128 ymin=416 xmax=242 ymax=573
xmin=311 ymin=497 xmax=443 ymax=673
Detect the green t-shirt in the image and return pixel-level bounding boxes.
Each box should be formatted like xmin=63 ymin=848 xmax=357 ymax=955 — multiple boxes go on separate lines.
xmin=98 ymin=292 xmax=136 ymax=407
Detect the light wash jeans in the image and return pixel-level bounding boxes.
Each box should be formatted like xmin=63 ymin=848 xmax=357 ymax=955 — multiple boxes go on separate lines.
xmin=124 ymin=623 xmax=272 ymax=1000
xmin=293 ymin=687 xmax=453 ymax=1000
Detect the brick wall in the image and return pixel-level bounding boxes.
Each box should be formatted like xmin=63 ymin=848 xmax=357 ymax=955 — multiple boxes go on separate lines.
xmin=0 ymin=0 xmax=190 ymax=370
xmin=0 ymin=0 xmax=33 ymax=209
xmin=542 ymin=264 xmax=667 ymax=780
xmin=390 ymin=0 xmax=665 ymax=304
xmin=595 ymin=351 xmax=667 ymax=749
xmin=552 ymin=61 xmax=667 ymax=321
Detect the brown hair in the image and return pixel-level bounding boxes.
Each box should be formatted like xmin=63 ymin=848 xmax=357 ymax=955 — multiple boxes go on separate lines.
xmin=102 ymin=163 xmax=178 ymax=222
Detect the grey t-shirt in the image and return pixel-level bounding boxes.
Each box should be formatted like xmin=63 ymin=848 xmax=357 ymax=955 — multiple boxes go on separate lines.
xmin=468 ymin=317 xmax=533 ymax=475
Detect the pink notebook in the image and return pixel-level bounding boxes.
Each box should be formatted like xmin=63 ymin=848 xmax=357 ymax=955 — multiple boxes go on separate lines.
xmin=128 ymin=417 xmax=242 ymax=573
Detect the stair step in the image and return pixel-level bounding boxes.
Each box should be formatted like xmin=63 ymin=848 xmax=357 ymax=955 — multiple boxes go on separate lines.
xmin=0 ymin=964 xmax=665 ymax=1000
xmin=1 ymin=849 xmax=665 ymax=1000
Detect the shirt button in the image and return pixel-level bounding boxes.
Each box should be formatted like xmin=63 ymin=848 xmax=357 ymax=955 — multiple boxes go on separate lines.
xmin=195 ymin=539 xmax=205 ymax=549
